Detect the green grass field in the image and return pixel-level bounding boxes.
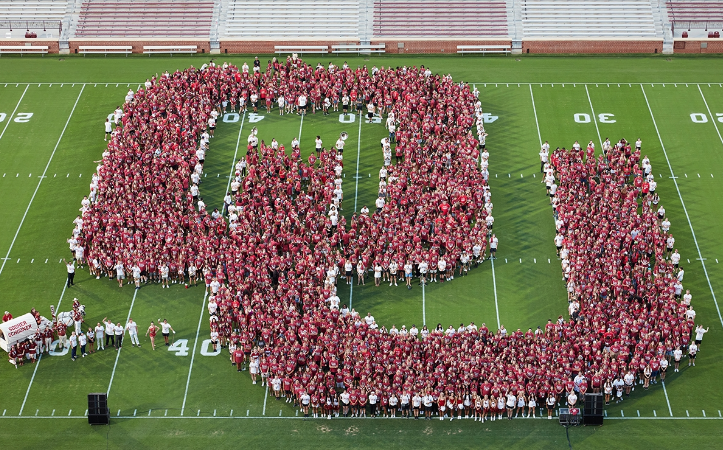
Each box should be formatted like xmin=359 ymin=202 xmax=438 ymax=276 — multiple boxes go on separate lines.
xmin=0 ymin=54 xmax=723 ymax=449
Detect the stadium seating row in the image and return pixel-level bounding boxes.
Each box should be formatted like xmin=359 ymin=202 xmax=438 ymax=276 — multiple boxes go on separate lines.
xmin=1 ymin=0 xmax=722 ymax=42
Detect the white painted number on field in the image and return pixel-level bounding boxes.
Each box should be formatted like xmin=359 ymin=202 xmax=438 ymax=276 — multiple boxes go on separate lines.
xmin=371 ymin=115 xmax=382 ymax=124
xmin=481 ymin=113 xmax=498 ymax=123
xmin=223 ymin=112 xmax=239 ymax=123
xmin=107 ymin=113 xmax=115 ymax=123
xmin=574 ymin=113 xmax=591 ymax=123
xmin=168 ymin=339 xmax=189 ymax=356
xmin=690 ymin=113 xmax=708 ymax=123
xmin=598 ymin=113 xmax=616 ymax=124
xmin=0 ymin=112 xmax=33 ymax=123
xmin=339 ymin=113 xmax=356 ymax=124
xmin=13 ymin=113 xmax=33 ymax=123
xmin=716 ymin=113 xmax=723 ymax=123
xmin=248 ymin=113 xmax=265 ymax=123
xmin=48 ymin=340 xmax=69 ymax=356
xmin=200 ymin=339 xmax=221 ymax=356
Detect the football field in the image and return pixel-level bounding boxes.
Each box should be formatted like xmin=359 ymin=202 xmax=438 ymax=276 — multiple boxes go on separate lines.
xmin=0 ymin=55 xmax=722 ymax=448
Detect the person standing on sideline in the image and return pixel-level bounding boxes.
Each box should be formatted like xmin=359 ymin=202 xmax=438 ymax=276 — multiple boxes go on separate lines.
xmin=104 ymin=118 xmax=112 ymax=141
xmin=94 ymin=322 xmax=105 ymax=350
xmin=69 ymin=331 xmax=78 ymax=361
xmin=86 ymin=327 xmax=95 ymax=353
xmin=103 ymin=317 xmax=115 ymax=348
xmin=125 ymin=318 xmax=140 ymax=347
xmin=160 ymin=319 xmax=175 ymax=346
xmin=695 ymin=325 xmax=709 ymax=351
xmin=489 ymin=234 xmax=498 ymax=260
xmin=114 ymin=322 xmax=124 ymax=350
xmin=78 ymin=332 xmax=87 ymax=357
xmin=146 ymin=321 xmax=160 ymax=350
xmin=64 ymin=259 xmax=75 ymax=287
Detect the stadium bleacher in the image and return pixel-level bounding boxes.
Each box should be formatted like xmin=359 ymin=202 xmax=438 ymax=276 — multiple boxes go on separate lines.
xmin=74 ymin=0 xmax=213 ymax=38
xmin=521 ymin=0 xmax=659 ymax=38
xmin=0 ymin=0 xmax=67 ymax=38
xmin=372 ymin=0 xmax=508 ymax=38
xmin=220 ymin=0 xmax=360 ymax=39
xmin=667 ymin=1 xmax=723 ymax=37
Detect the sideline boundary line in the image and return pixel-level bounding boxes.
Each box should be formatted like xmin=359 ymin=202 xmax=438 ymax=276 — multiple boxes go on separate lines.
xmin=107 ymin=288 xmax=138 ymax=397
xmin=0 ymin=84 xmax=85 ymax=279
xmin=181 ymin=291 xmax=208 ymax=416
xmin=18 ymin=281 xmax=68 ymax=415
xmin=641 ymin=84 xmax=723 ymax=329
xmin=2 ymin=414 xmax=721 ymax=421
xmin=0 ymin=84 xmax=29 ymax=142
xmin=529 ymin=84 xmax=542 ymax=146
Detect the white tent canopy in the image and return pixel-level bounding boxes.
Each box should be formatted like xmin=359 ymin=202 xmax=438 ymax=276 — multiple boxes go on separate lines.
xmin=0 ymin=313 xmax=38 ymax=352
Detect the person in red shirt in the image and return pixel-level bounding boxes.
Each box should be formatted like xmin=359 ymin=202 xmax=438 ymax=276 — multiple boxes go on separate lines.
xmin=145 ymin=321 xmax=160 ymax=350
xmin=3 ymin=311 xmax=13 ymax=323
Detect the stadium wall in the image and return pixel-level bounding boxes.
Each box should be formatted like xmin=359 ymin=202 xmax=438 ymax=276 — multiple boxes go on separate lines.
xmin=67 ymin=39 xmax=211 ymax=54
xmin=672 ymin=39 xmax=723 ymax=54
xmin=2 ymin=40 xmax=59 ymax=53
xmin=521 ymin=39 xmax=663 ymax=54
xmin=8 ymin=38 xmax=723 ymax=55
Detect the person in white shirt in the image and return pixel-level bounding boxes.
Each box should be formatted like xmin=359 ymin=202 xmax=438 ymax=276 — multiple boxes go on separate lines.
xmin=673 ymin=346 xmax=683 ymax=372
xmin=114 ymin=322 xmax=124 ymax=350
xmin=489 ymin=234 xmax=498 ymax=260
xmin=375 ymin=196 xmax=385 ymax=213
xmin=539 ymin=146 xmax=548 ymax=173
xmin=688 ymin=342 xmax=698 ymax=366
xmin=125 ymin=318 xmax=140 ymax=347
xmin=114 ymin=262 xmax=125 ymax=288
xmin=682 ymin=289 xmax=692 ymax=306
xmin=364 ymin=313 xmax=375 ymax=326
xmin=694 ymin=325 xmax=709 ymax=350
xmin=670 ymin=249 xmax=681 ymax=268
xmin=160 ymin=319 xmax=175 ymax=346
xmin=94 ymin=323 xmax=105 ymax=350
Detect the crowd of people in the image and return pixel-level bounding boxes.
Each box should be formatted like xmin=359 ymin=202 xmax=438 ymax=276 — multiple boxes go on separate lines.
xmin=4 ymin=298 xmax=170 ymax=367
xmin=64 ymin=57 xmax=703 ymax=420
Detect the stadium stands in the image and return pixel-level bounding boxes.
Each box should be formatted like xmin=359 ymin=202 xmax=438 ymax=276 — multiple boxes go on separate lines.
xmin=667 ymin=1 xmax=723 ymax=33
xmin=372 ymin=0 xmax=508 ymax=38
xmin=0 ymin=0 xmax=67 ymax=38
xmin=220 ymin=0 xmax=360 ymax=39
xmin=74 ymin=0 xmax=213 ymax=38
xmin=521 ymin=0 xmax=659 ymax=38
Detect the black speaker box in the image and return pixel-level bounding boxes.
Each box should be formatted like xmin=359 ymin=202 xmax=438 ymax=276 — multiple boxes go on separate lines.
xmin=88 ymin=393 xmax=109 ymax=425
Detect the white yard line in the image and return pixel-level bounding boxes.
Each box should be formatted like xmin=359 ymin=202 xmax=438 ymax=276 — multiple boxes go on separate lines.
xmin=262 ymin=384 xmax=269 ymax=416
xmin=106 ymin=288 xmax=138 ymax=397
xmin=181 ymin=291 xmax=208 ymax=416
xmin=529 ymin=84 xmax=542 ymax=146
xmin=662 ymin=381 xmax=674 ymax=417
xmin=422 ymin=283 xmax=426 ymax=326
xmin=697 ymin=84 xmax=723 ymax=146
xmin=18 ymin=282 xmax=68 ymax=415
xmin=0 ymin=84 xmax=29 ymax=142
xmin=349 ymin=114 xmax=364 ymax=311
xmin=584 ymin=84 xmax=603 ymax=148
xmin=353 ymin=113 xmax=362 ymax=212
xmin=298 ymin=113 xmax=304 ymax=143
xmin=224 ymin=111 xmax=247 ymax=196
xmin=641 ymin=84 xmax=723 ymax=329
xmin=491 ymin=259 xmax=500 ymax=330
xmin=0 ymin=84 xmax=85 ymax=279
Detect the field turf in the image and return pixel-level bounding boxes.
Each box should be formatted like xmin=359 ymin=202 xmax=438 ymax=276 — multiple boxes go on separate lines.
xmin=0 ymin=54 xmax=722 ymax=449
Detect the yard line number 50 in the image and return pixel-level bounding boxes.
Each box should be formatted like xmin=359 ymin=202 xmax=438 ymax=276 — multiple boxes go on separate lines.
xmin=690 ymin=113 xmax=723 ymax=123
